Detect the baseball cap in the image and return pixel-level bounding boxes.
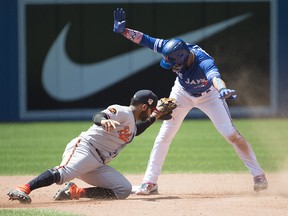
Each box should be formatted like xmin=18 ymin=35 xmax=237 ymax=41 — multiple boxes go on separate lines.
xmin=132 ymin=90 xmax=158 ymax=108
xmin=160 ymin=38 xmax=190 ymax=69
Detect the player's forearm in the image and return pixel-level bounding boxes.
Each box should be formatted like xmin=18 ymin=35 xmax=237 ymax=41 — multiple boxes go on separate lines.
xmin=212 ymin=77 xmax=227 ymax=92
xmin=122 ymin=28 xmax=144 ymax=44
xmin=122 ymin=28 xmax=159 ymax=51
xmin=135 ymin=116 xmax=156 ymax=136
xmin=93 ymin=112 xmax=108 ymax=126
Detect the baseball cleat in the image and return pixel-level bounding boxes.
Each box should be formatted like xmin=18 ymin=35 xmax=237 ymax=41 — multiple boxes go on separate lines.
xmin=135 ymin=182 xmax=158 ymax=195
xmin=131 ymin=185 xmax=140 ymax=194
xmin=253 ymin=174 xmax=268 ymax=192
xmin=7 ymin=188 xmax=32 ymax=204
xmin=54 ymin=182 xmax=82 ymax=200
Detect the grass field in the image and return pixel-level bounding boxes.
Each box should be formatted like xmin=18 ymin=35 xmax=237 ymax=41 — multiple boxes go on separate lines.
xmin=1 ymin=118 xmax=288 ymax=216
xmin=0 ymin=209 xmax=79 ymax=216
xmin=1 ymin=118 xmax=287 ymax=175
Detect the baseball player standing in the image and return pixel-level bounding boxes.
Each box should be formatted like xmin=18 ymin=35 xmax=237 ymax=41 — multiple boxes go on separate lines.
xmin=113 ymin=8 xmax=268 ymax=195
xmin=7 ymin=90 xmax=176 ymax=203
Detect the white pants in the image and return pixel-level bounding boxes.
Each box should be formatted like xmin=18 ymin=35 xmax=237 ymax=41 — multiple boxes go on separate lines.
xmin=143 ymin=79 xmax=264 ymax=184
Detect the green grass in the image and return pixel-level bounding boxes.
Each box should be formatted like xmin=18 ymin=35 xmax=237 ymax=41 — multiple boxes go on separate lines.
xmin=0 ymin=209 xmax=80 ymax=216
xmin=0 ymin=118 xmax=287 ymax=175
xmin=1 ymin=119 xmax=287 ymax=216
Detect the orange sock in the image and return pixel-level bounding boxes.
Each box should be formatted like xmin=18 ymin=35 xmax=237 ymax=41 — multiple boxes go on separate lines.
xmin=16 ymin=184 xmax=31 ymax=194
xmin=69 ymin=184 xmax=85 ymax=199
xmin=78 ymin=188 xmax=86 ymax=198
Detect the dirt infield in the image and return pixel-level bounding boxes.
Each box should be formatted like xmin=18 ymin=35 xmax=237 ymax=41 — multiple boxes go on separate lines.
xmin=1 ymin=173 xmax=288 ymax=216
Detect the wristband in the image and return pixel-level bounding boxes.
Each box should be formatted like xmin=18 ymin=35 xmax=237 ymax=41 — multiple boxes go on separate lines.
xmin=219 ymin=88 xmax=227 ymax=92
xmin=147 ymin=116 xmax=156 ymax=123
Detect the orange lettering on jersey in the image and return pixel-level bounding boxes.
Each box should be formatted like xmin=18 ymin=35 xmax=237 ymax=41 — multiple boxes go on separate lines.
xmin=118 ymin=126 xmax=132 ymax=142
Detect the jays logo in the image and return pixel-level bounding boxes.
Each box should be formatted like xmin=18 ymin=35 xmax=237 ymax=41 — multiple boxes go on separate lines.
xmin=19 ymin=0 xmax=273 ymax=119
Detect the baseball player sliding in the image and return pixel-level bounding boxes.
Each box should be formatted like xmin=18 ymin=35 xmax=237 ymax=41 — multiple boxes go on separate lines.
xmin=113 ymin=8 xmax=268 ymax=195
xmin=7 ymin=90 xmax=176 ymax=203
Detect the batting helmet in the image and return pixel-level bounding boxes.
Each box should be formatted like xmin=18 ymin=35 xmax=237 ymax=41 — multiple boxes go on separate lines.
xmin=160 ymin=38 xmax=190 ymax=69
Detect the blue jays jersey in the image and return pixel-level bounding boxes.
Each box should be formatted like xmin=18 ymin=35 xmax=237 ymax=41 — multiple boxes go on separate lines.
xmin=140 ymin=35 xmax=221 ymax=95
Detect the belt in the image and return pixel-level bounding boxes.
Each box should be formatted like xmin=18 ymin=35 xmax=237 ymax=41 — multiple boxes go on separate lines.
xmin=190 ymin=89 xmax=211 ymax=97
xmin=95 ymin=149 xmax=106 ymax=163
xmin=88 ymin=141 xmax=106 ymax=163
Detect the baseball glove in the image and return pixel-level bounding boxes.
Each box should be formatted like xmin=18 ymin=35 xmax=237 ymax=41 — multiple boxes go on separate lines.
xmin=155 ymin=98 xmax=177 ymax=120
xmin=158 ymin=111 xmax=173 ymax=120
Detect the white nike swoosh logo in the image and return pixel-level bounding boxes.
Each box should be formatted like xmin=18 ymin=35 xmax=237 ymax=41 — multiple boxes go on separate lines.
xmin=42 ymin=13 xmax=251 ymax=101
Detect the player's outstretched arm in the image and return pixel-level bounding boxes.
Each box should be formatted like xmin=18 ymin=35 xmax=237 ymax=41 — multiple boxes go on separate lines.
xmin=212 ymin=77 xmax=237 ymax=100
xmin=122 ymin=28 xmax=144 ymax=44
xmin=212 ymin=77 xmax=227 ymax=91
xmin=113 ymin=8 xmax=144 ymax=44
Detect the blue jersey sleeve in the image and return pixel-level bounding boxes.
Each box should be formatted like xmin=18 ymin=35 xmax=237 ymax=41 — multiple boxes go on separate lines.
xmin=139 ymin=34 xmax=168 ymax=53
xmin=199 ymin=59 xmax=221 ymax=83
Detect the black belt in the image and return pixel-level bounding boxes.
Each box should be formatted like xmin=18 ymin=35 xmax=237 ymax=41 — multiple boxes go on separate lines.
xmin=88 ymin=141 xmax=106 ymax=163
xmin=95 ymin=148 xmax=106 ymax=163
xmin=190 ymin=89 xmax=211 ymax=97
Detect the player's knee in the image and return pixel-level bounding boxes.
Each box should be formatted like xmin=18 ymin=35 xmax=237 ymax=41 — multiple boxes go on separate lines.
xmin=49 ymin=168 xmax=61 ymax=183
xmin=227 ymin=132 xmax=248 ymax=147
xmin=114 ymin=182 xmax=132 ymax=199
xmin=54 ymin=167 xmax=70 ymax=185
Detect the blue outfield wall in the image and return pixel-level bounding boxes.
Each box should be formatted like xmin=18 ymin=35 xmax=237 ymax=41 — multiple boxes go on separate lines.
xmin=0 ymin=0 xmax=287 ymax=121
xmin=278 ymin=0 xmax=288 ymax=116
xmin=0 ymin=0 xmax=18 ymax=121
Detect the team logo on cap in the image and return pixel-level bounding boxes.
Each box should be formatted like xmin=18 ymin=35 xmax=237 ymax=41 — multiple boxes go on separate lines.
xmin=148 ymin=98 xmax=154 ymax=106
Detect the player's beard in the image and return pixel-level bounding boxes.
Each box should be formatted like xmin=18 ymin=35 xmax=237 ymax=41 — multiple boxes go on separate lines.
xmin=172 ymin=64 xmax=185 ymax=73
xmin=139 ymin=109 xmax=150 ymax=121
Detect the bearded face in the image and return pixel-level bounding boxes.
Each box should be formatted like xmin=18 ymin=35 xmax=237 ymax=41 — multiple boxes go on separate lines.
xmin=172 ymin=63 xmax=185 ymax=73
xmin=139 ymin=107 xmax=152 ymax=121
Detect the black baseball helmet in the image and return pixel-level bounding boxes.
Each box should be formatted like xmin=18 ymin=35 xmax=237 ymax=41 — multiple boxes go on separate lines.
xmin=160 ymin=38 xmax=190 ymax=69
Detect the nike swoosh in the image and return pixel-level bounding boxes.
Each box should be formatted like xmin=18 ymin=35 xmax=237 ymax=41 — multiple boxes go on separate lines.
xmin=42 ymin=13 xmax=251 ymax=101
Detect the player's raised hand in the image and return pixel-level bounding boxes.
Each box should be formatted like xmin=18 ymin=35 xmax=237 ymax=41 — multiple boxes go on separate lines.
xmin=113 ymin=8 xmax=126 ymax=33
xmin=219 ymin=88 xmax=237 ymax=100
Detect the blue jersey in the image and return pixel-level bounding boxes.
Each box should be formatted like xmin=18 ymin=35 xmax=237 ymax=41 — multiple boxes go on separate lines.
xmin=140 ymin=35 xmax=221 ymax=95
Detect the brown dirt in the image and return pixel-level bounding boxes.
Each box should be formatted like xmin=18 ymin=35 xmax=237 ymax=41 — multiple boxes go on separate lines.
xmin=1 ymin=173 xmax=288 ymax=216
